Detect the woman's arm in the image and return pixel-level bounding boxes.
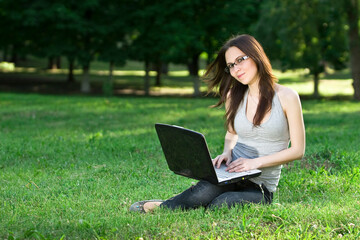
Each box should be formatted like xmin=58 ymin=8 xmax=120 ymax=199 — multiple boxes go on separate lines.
xmin=227 ymin=87 xmax=306 ymax=172
xmin=212 ymin=130 xmax=238 ymax=168
xmin=212 ymin=92 xmax=239 ymax=168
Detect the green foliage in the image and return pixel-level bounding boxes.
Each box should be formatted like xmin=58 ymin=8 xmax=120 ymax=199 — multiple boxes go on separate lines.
xmin=1 ymin=0 xmax=358 ymax=98
xmin=256 ymin=0 xmax=348 ymax=73
xmin=0 ymin=93 xmax=359 ymax=239
xmin=255 ymin=0 xmax=352 ymax=98
xmin=0 ymin=0 xmax=262 ymax=93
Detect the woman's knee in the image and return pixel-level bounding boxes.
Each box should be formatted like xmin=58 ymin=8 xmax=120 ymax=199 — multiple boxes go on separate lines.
xmin=207 ymin=189 xmax=268 ymax=209
xmin=161 ymin=180 xmax=229 ymax=210
xmin=207 ymin=192 xmax=241 ymax=209
xmin=188 ymin=181 xmax=226 ymax=201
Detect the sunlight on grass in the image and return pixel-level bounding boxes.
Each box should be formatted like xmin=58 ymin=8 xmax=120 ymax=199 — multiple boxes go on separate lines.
xmin=97 ymin=70 xmax=158 ymax=76
xmin=274 ymin=68 xmax=353 ymax=96
xmin=109 ymin=68 xmax=353 ymax=97
xmin=280 ymin=79 xmax=354 ymax=96
xmin=95 ymin=69 xmax=204 ymax=77
xmin=281 ymin=80 xmax=314 ymax=95
xmin=3 ymin=64 xmax=355 ymax=98
xmin=13 ymin=67 xmax=38 ymax=73
xmin=168 ymin=70 xmax=189 ymax=77
xmin=274 ymin=68 xmax=310 ymax=79
xmin=151 ymin=86 xmax=194 ymax=95
xmin=319 ymin=79 xmax=353 ymax=96
xmin=111 ymin=70 xmax=202 ymax=77
xmin=0 ymin=62 xmax=15 ymax=72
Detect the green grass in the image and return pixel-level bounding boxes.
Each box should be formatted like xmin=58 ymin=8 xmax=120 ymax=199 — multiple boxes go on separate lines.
xmin=0 ymin=93 xmax=359 ymax=239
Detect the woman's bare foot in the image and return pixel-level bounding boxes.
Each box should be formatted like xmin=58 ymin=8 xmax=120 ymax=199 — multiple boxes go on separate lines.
xmin=143 ymin=201 xmax=162 ymax=212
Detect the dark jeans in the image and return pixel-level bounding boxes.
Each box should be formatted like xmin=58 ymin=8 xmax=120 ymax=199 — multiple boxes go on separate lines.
xmin=161 ymin=180 xmax=273 ymax=210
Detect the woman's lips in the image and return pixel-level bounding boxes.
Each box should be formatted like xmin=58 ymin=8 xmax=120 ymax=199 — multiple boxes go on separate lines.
xmin=237 ymin=73 xmax=245 ymax=79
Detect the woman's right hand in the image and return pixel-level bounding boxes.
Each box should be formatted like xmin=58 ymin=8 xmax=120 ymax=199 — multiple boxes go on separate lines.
xmin=212 ymin=150 xmax=232 ymax=169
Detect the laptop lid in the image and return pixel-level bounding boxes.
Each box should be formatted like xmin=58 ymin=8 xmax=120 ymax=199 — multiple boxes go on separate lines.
xmin=155 ymin=123 xmax=217 ymax=184
xmin=155 ymin=123 xmax=261 ymax=185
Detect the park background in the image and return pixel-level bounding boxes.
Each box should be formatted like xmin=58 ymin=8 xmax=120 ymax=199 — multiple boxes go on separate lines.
xmin=0 ymin=0 xmax=360 ymax=239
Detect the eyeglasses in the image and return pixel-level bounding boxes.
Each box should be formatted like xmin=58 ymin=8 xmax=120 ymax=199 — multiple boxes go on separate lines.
xmin=224 ymin=55 xmax=249 ymax=73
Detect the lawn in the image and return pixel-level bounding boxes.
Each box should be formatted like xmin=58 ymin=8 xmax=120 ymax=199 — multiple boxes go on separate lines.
xmin=0 ymin=92 xmax=359 ymax=239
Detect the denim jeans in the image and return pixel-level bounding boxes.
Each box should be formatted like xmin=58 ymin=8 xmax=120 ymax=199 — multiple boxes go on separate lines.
xmin=160 ymin=180 xmax=273 ymax=210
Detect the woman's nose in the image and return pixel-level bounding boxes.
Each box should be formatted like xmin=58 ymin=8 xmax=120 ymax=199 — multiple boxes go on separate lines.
xmin=233 ymin=63 xmax=242 ymax=72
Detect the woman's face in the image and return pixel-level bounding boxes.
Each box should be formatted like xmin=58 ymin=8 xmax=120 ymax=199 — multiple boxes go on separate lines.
xmin=225 ymin=46 xmax=259 ymax=86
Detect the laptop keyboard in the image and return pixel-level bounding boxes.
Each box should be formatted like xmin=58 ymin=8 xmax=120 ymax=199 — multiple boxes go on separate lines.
xmin=214 ymin=164 xmax=258 ymax=181
xmin=214 ymin=167 xmax=233 ymax=178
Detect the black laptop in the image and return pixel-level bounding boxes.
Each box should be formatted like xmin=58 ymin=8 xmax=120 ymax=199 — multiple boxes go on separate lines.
xmin=155 ymin=123 xmax=261 ymax=185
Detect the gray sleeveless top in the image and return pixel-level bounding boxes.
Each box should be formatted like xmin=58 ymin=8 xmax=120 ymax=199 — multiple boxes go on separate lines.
xmin=233 ymin=89 xmax=290 ymax=192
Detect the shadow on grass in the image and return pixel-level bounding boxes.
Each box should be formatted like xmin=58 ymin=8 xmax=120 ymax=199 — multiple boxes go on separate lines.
xmin=0 ymin=72 xmax=209 ymax=98
xmin=0 ymin=71 xmax=356 ymax=101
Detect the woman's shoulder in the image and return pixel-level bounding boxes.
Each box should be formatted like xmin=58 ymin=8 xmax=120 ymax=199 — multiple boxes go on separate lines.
xmin=274 ymin=84 xmax=301 ymax=112
xmin=275 ymin=84 xmax=300 ymax=102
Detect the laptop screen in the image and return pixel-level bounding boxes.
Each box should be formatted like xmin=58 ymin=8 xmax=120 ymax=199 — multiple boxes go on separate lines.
xmin=155 ymin=124 xmax=216 ymax=182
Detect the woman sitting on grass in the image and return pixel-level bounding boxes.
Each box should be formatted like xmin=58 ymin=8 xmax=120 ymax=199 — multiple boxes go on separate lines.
xmin=130 ymin=34 xmax=305 ymax=213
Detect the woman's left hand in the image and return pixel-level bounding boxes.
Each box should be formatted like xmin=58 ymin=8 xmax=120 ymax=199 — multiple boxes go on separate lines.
xmin=226 ymin=158 xmax=260 ymax=172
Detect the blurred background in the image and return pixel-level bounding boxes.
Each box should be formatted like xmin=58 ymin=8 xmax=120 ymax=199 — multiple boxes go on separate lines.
xmin=0 ymin=0 xmax=359 ymax=99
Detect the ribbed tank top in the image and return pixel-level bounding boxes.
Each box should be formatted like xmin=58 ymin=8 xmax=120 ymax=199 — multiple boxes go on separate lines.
xmin=233 ymin=89 xmax=290 ymax=192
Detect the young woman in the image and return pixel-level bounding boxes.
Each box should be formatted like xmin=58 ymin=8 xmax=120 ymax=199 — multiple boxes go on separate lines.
xmin=130 ymin=34 xmax=305 ymax=213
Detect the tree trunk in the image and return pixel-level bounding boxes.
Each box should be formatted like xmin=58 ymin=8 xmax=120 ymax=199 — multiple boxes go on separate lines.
xmin=313 ymin=72 xmax=320 ymax=98
xmin=10 ymin=51 xmax=18 ymax=64
xmin=67 ymin=58 xmax=75 ymax=83
xmin=144 ymin=60 xmax=150 ymax=96
xmin=345 ymin=0 xmax=360 ymax=100
xmin=161 ymin=63 xmax=168 ymax=75
xmin=2 ymin=46 xmax=8 ymax=61
xmin=192 ymin=75 xmax=201 ymax=97
xmin=81 ymin=64 xmax=91 ymax=93
xmin=187 ymin=54 xmax=200 ymax=97
xmin=48 ymin=57 xmax=57 ymax=70
xmin=103 ymin=61 xmax=114 ymax=96
xmin=187 ymin=54 xmax=199 ymax=76
xmin=47 ymin=57 xmax=52 ymax=69
xmin=56 ymin=56 xmax=61 ymax=69
xmin=155 ymin=61 xmax=162 ymax=87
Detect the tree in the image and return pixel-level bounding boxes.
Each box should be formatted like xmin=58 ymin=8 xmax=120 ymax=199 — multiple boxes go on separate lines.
xmin=129 ymin=0 xmax=182 ymax=95
xmin=127 ymin=0 xmax=261 ymax=97
xmin=24 ymin=1 xmax=76 ymax=78
xmin=255 ymin=0 xmax=348 ymax=98
xmin=0 ymin=0 xmax=37 ymax=64
xmin=41 ymin=0 xmax=121 ymax=93
xmin=162 ymin=0 xmax=261 ymax=97
xmin=343 ymin=0 xmax=360 ymax=100
xmin=0 ymin=0 xmax=106 ymax=91
xmin=97 ymin=0 xmax=131 ymax=96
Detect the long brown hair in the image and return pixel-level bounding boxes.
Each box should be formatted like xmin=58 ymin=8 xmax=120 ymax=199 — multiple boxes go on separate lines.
xmin=204 ymin=34 xmax=277 ymax=130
